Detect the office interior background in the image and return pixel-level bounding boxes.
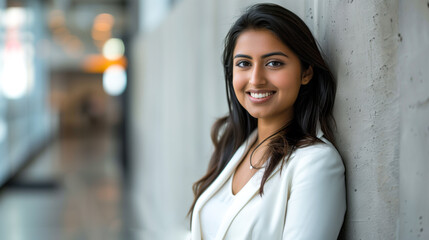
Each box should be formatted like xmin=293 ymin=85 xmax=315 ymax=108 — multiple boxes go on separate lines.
xmin=0 ymin=0 xmax=428 ymax=239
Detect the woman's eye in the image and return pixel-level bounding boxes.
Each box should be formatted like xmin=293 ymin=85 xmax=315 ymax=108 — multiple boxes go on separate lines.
xmin=266 ymin=61 xmax=284 ymax=67
xmin=236 ymin=61 xmax=251 ymax=68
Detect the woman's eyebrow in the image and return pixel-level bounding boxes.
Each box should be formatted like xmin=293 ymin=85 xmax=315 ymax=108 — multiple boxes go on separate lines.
xmin=233 ymin=52 xmax=289 ymax=59
xmin=261 ymin=52 xmax=289 ymax=58
xmin=234 ymin=54 xmax=252 ymax=59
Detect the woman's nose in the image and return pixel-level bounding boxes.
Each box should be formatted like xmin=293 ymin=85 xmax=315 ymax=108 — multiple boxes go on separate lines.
xmin=249 ymin=64 xmax=266 ymax=85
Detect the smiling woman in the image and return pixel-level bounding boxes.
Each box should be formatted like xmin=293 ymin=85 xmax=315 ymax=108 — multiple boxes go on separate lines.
xmin=188 ymin=3 xmax=346 ymax=240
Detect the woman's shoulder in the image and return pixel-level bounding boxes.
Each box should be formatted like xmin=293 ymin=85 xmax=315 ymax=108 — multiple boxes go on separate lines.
xmin=290 ymin=138 xmax=343 ymax=170
xmin=282 ymin=138 xmax=345 ymax=192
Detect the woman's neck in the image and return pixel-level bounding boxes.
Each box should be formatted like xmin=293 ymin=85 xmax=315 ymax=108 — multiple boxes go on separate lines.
xmin=256 ymin=116 xmax=292 ymax=144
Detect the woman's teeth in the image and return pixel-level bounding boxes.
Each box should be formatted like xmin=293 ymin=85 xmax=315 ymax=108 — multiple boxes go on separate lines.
xmin=250 ymin=92 xmax=274 ymax=99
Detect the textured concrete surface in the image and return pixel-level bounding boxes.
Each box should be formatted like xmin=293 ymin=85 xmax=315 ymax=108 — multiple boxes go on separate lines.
xmin=129 ymin=0 xmax=428 ymax=239
xmin=397 ymin=0 xmax=429 ymax=239
xmin=311 ymin=1 xmax=400 ymax=239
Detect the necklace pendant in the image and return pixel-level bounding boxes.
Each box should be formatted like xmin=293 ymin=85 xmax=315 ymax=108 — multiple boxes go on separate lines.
xmin=249 ymin=165 xmax=253 ymax=170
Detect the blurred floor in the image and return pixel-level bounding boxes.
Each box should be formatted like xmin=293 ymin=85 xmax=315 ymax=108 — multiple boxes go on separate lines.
xmin=0 ymin=129 xmax=126 ymax=240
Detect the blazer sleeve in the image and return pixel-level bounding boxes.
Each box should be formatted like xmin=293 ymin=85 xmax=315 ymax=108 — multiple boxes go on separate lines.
xmin=282 ymin=144 xmax=346 ymax=240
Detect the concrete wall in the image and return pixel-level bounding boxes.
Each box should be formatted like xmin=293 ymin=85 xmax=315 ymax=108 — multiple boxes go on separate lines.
xmin=129 ymin=0 xmax=428 ymax=239
xmin=398 ymin=0 xmax=429 ymax=239
xmin=315 ymin=1 xmax=400 ymax=239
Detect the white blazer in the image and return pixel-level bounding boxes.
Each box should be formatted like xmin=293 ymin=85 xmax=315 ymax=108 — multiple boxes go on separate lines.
xmin=190 ymin=129 xmax=346 ymax=240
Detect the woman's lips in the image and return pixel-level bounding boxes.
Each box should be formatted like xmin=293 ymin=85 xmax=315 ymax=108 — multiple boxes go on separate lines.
xmin=247 ymin=91 xmax=276 ymax=103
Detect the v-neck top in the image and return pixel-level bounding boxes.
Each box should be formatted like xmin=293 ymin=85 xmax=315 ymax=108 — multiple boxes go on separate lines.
xmin=199 ymin=131 xmax=264 ymax=240
xmin=199 ymin=172 xmax=235 ymax=240
xmin=200 ymin=167 xmax=265 ymax=240
xmin=200 ymin=142 xmax=267 ymax=240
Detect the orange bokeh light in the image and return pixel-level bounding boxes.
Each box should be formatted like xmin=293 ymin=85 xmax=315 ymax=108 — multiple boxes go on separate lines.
xmin=82 ymin=54 xmax=127 ymax=73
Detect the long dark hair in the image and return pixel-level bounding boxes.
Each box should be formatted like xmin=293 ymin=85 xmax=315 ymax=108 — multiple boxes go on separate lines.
xmin=189 ymin=3 xmax=337 ymax=218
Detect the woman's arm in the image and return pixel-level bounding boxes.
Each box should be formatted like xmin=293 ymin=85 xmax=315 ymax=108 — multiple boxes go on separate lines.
xmin=282 ymin=144 xmax=346 ymax=239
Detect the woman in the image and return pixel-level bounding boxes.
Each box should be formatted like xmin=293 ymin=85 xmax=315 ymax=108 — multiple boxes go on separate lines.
xmin=189 ymin=3 xmax=346 ymax=239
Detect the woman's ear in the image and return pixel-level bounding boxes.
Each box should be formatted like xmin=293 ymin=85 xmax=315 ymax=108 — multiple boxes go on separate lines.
xmin=301 ymin=66 xmax=313 ymax=85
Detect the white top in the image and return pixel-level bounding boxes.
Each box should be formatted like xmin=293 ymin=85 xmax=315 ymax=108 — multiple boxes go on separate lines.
xmin=190 ymin=129 xmax=346 ymax=240
xmin=200 ymin=167 xmax=265 ymax=239
xmin=200 ymin=173 xmax=235 ymax=240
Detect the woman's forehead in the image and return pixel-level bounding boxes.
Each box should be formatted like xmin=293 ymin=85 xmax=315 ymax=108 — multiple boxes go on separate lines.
xmin=233 ymin=29 xmax=294 ymax=57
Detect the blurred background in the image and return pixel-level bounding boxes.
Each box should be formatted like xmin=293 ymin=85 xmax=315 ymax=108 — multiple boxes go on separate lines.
xmin=0 ymin=0 xmax=177 ymax=239
xmin=0 ymin=0 xmax=135 ymax=239
xmin=0 ymin=0 xmax=428 ymax=240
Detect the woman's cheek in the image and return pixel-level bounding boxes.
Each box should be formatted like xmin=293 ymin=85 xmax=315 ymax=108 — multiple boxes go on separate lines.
xmin=232 ymin=76 xmax=246 ymax=98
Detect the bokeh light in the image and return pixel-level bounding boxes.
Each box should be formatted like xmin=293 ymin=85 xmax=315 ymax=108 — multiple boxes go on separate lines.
xmin=2 ymin=7 xmax=26 ymax=28
xmin=102 ymin=38 xmax=125 ymax=61
xmin=102 ymin=65 xmax=127 ymax=96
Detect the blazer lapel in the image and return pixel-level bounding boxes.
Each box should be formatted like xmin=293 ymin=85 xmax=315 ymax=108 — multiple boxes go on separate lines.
xmin=214 ymin=169 xmax=261 ymax=239
xmin=191 ymin=131 xmax=257 ymax=239
xmin=214 ymin=157 xmax=284 ymax=239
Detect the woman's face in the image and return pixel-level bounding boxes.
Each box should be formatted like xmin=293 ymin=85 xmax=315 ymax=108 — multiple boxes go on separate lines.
xmin=232 ymin=29 xmax=312 ymax=125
